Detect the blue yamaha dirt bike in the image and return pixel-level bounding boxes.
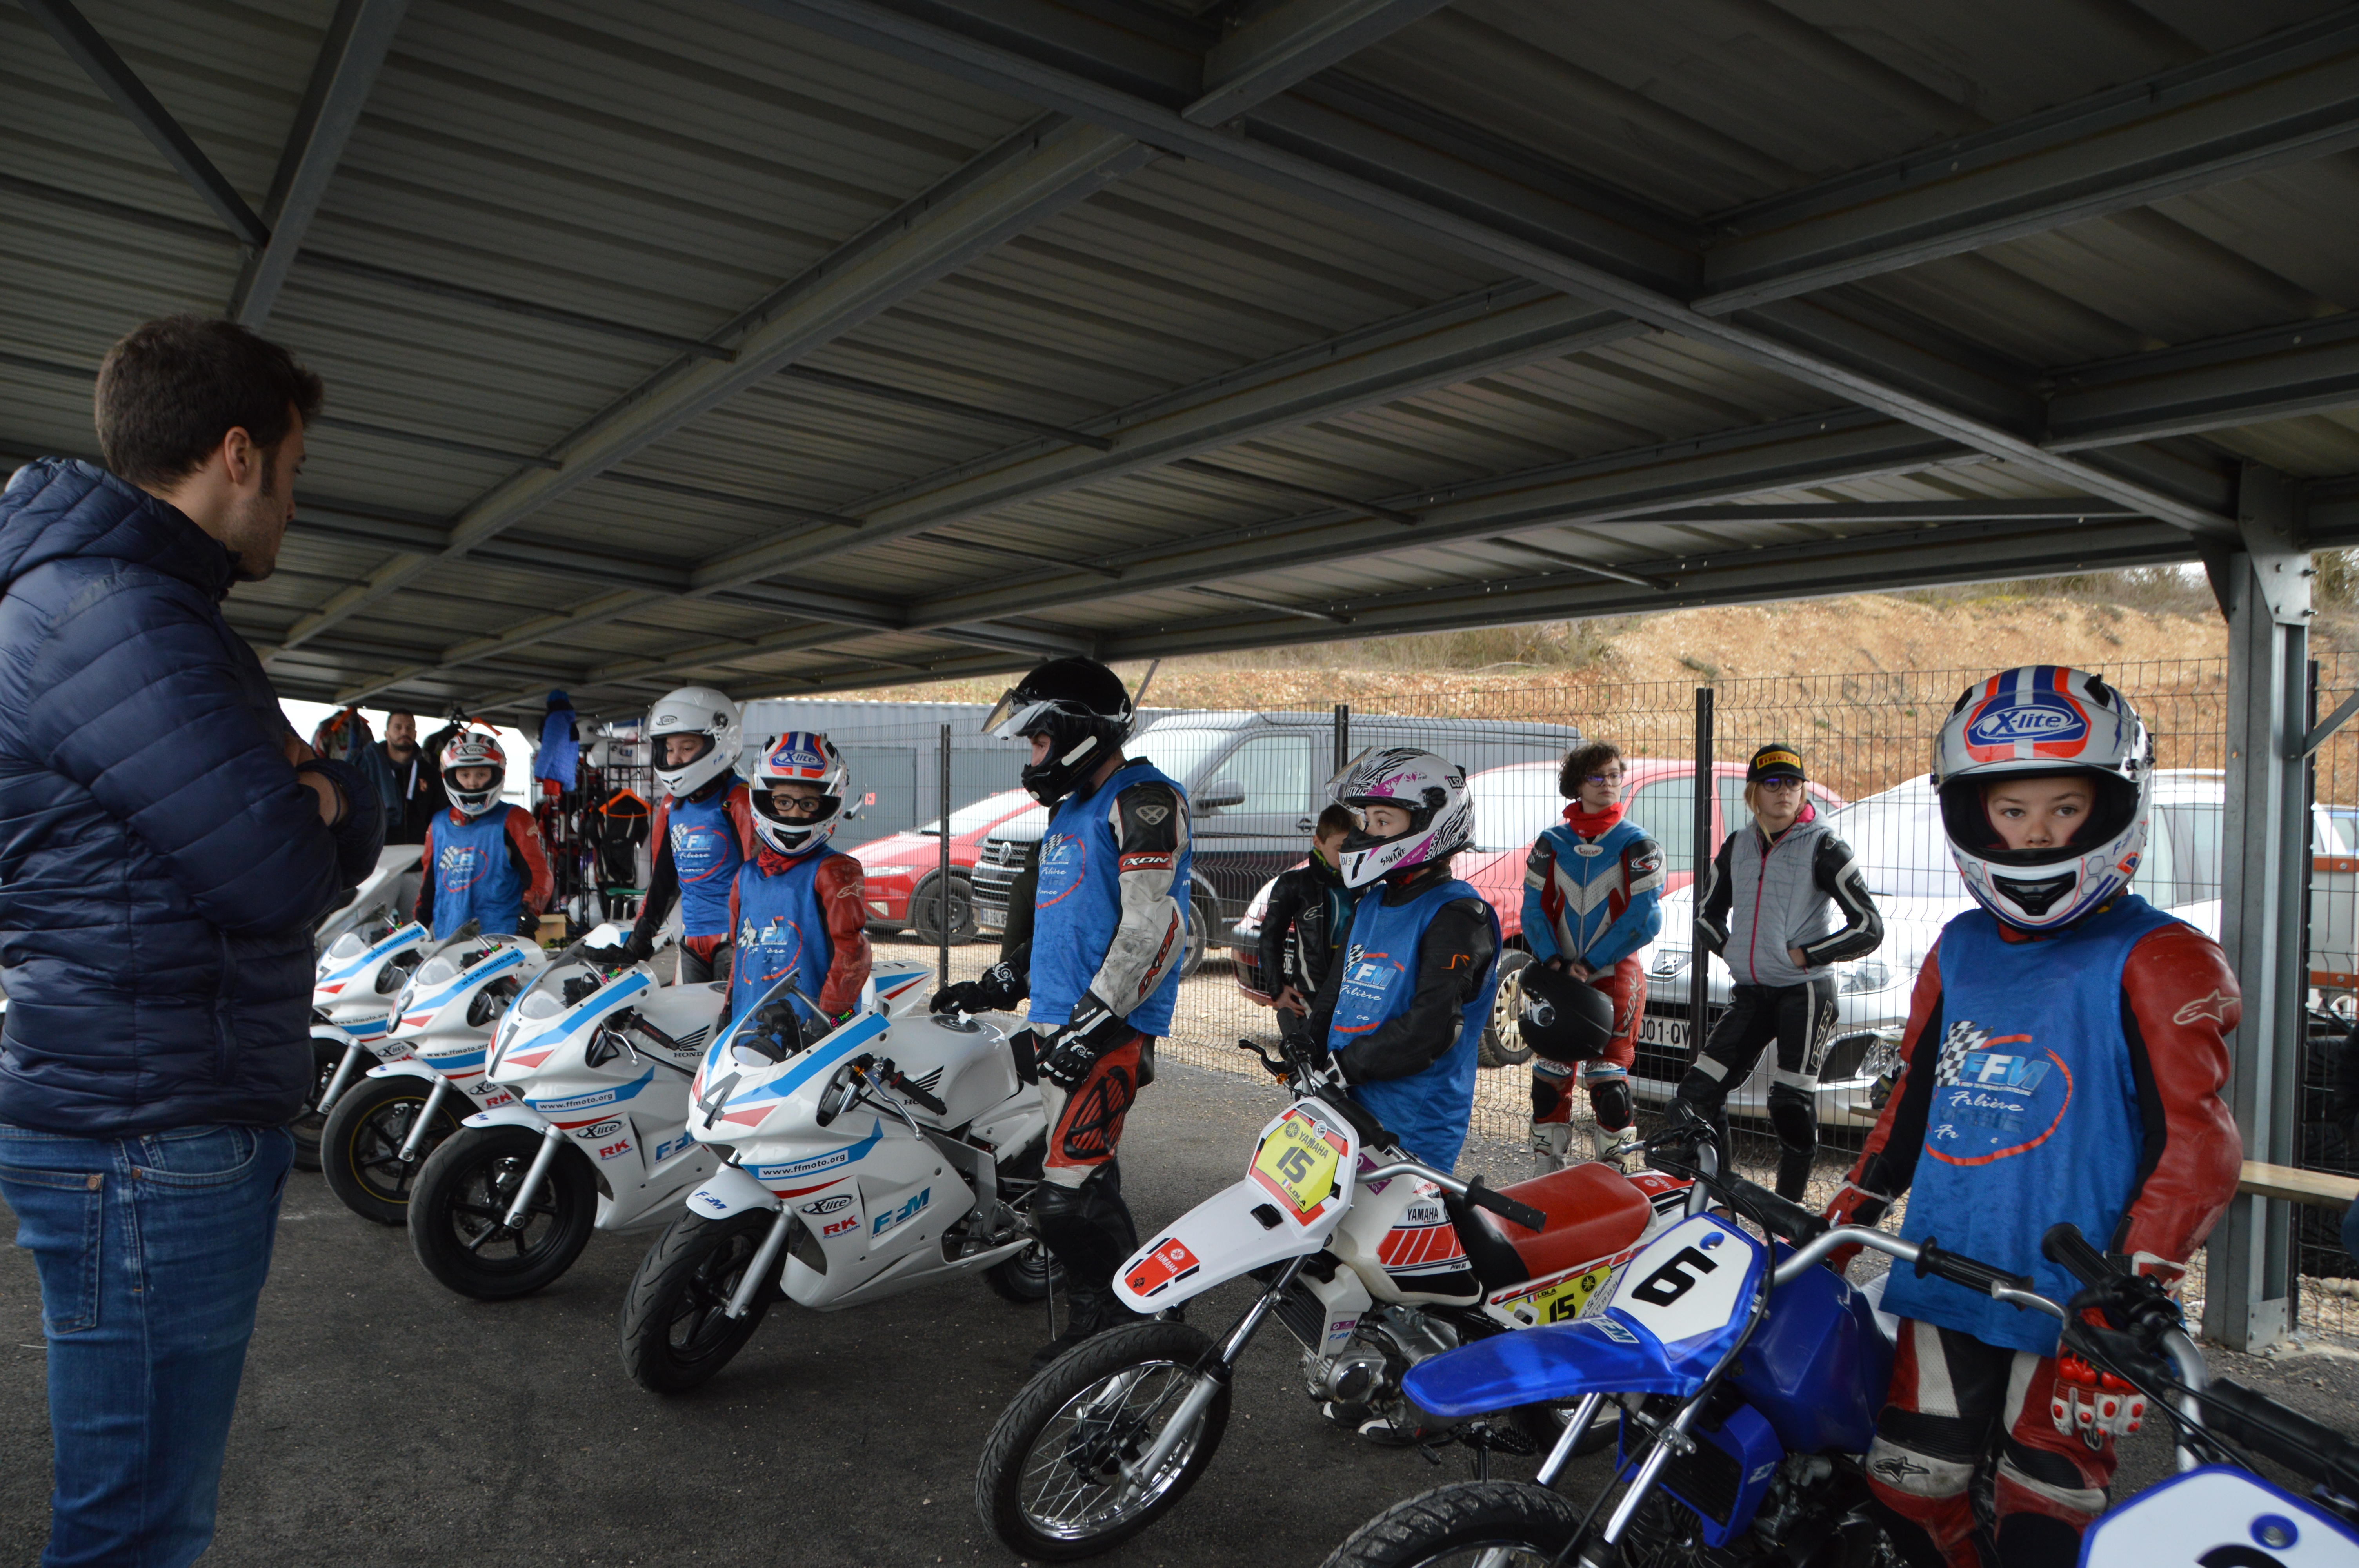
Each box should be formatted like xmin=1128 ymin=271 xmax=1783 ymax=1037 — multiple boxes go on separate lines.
xmin=1323 ymin=1161 xmax=2359 ymax=1568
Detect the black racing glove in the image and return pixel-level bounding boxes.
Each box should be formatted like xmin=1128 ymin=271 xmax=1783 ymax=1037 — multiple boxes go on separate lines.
xmin=932 ymin=960 xmax=1026 ymax=1016
xmin=1036 ymin=993 xmax=1130 ymax=1090
xmin=622 ymin=929 xmax=656 ymax=964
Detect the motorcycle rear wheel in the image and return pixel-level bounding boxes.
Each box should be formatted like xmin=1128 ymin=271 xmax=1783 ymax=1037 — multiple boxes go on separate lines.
xmin=408 ymin=1126 xmax=597 ymax=1300
xmin=976 ymin=1319 xmax=1230 ymax=1561
xmin=319 ymin=1075 xmax=470 ymax=1225
xmin=618 ymin=1209 xmax=781 ymax=1394
xmin=1322 ymin=1480 xmax=1585 ymax=1568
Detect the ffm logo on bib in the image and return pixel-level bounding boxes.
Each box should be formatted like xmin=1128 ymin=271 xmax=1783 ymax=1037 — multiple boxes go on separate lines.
xmin=1926 ymin=1018 xmax=2072 ymax=1166
xmin=438 ymin=843 xmax=485 ymax=890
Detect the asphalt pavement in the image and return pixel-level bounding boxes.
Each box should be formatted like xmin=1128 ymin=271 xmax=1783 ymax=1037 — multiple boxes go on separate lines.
xmin=5 ymin=1053 xmax=2359 ymax=1568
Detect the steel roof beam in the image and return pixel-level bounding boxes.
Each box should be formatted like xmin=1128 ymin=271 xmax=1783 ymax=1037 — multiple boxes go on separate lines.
xmin=271 ymin=0 xmax=1454 ymax=666
xmin=749 ymin=0 xmax=2240 ymax=535
xmin=230 ymin=0 xmax=410 ymax=327
xmin=1189 ymin=0 xmax=1454 ymax=126
xmin=1696 ymin=9 xmax=2359 ymax=310
xmin=20 ymin=0 xmax=268 ymax=247
xmin=2046 ymin=310 xmax=2359 ymax=449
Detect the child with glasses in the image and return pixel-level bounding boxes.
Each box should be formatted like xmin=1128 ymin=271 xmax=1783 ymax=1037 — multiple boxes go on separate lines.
xmin=1522 ymin=741 xmax=1664 ymax=1170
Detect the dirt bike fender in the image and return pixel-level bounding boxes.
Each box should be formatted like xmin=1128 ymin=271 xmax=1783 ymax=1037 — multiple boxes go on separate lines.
xmin=1114 ymin=1175 xmax=1338 ymax=1314
xmin=685 ymin=1162 xmax=781 ymax=1221
xmin=460 ymin=1104 xmax=550 ymax=1133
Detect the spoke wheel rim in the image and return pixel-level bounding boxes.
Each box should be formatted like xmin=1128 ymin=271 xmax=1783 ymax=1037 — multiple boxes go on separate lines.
xmin=1016 ymin=1360 xmax=1206 ymax=1541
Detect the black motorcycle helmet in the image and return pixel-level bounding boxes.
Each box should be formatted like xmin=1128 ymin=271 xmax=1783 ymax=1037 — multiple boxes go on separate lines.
xmin=982 ymin=656 xmax=1136 ymax=806
xmin=1516 ymin=961 xmax=1618 ymax=1065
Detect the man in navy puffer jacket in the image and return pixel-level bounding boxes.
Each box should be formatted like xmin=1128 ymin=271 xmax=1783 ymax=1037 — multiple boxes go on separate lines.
xmin=0 ymin=316 xmax=380 ymax=1568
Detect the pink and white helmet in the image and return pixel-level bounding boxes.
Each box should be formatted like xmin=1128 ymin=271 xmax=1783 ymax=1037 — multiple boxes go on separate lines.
xmin=1934 ymin=665 xmax=2152 ymax=931
xmin=1327 ymin=746 xmax=1473 ymax=889
xmin=750 ymin=731 xmax=851 ymax=857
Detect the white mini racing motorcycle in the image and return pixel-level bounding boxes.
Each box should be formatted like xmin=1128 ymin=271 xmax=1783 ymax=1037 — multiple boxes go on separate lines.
xmin=403 ymin=940 xmax=741 ymax=1300
xmin=300 ymin=915 xmax=431 ymax=1171
xmin=974 ymin=1035 xmax=1692 ymax=1561
xmin=316 ymin=842 xmax=425 ymax=953
xmin=616 ymin=972 xmax=1056 ymax=1394
xmin=319 ymin=924 xmax=548 ymax=1224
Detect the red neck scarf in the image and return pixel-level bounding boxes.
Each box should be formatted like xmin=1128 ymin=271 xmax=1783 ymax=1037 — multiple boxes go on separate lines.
xmin=757 ymin=846 xmax=814 ymax=876
xmin=1562 ymin=800 xmax=1625 ymax=838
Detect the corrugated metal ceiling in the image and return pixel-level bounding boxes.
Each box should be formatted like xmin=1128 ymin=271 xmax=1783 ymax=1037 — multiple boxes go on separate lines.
xmin=4 ymin=0 xmax=2358 ymax=719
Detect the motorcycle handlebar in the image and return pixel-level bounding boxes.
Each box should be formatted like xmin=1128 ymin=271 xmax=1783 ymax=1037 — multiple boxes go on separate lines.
xmin=2040 ymin=1222 xmax=2118 ymax=1287
xmin=888 ymin=1071 xmax=947 ymax=1117
xmin=1723 ymin=1176 xmax=1828 ymax=1248
xmin=2202 ymin=1381 xmax=2359 ymax=1499
xmin=1913 ymin=1238 xmax=2037 ymax=1300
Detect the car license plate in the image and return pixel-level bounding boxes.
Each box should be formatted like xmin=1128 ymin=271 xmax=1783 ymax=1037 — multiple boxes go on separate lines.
xmin=1637 ymin=1013 xmax=1688 ymax=1053
xmin=977 ymin=905 xmax=1005 ymax=933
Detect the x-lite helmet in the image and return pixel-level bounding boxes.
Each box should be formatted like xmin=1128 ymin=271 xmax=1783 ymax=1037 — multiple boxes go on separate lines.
xmin=1328 ymin=746 xmax=1473 ymax=889
xmin=1935 ymin=665 xmax=2152 ymax=931
xmin=750 ymin=731 xmax=851 ymax=857
xmin=440 ymin=731 xmax=507 ymax=818
xmin=649 ymin=686 xmax=742 ymax=800
xmin=983 ymin=657 xmax=1135 ymax=806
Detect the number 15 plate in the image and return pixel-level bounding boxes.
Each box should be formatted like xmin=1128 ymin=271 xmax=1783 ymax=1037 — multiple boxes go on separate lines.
xmin=1249 ymin=1107 xmax=1350 ymax=1224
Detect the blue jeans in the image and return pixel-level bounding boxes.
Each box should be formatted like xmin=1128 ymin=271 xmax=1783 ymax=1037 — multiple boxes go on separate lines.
xmin=0 ymin=1123 xmax=294 ymax=1568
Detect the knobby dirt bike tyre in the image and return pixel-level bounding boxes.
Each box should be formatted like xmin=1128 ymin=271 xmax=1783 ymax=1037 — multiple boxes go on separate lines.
xmin=1322 ymin=1481 xmax=1586 ymax=1568
xmin=319 ymin=1074 xmax=470 ymax=1225
xmin=408 ymin=1125 xmax=597 ymax=1300
xmin=976 ymin=1319 xmax=1230 ymax=1561
xmin=618 ymin=1209 xmax=781 ymax=1394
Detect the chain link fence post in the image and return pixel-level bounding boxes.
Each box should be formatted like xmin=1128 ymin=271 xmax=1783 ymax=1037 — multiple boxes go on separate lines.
xmin=938 ymin=721 xmax=951 ymax=990
xmin=1689 ymin=684 xmax=1714 ymax=1082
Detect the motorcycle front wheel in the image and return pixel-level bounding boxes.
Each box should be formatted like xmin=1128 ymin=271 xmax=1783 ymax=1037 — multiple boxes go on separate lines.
xmin=408 ymin=1126 xmax=597 ymax=1300
xmin=618 ymin=1209 xmax=782 ymax=1394
xmin=983 ymin=1240 xmax=1064 ymax=1303
xmin=1322 ymin=1481 xmax=1585 ymax=1568
xmin=289 ymin=1037 xmax=359 ymax=1171
xmin=976 ymin=1319 xmax=1230 ymax=1561
xmin=320 ymin=1075 xmax=470 ymax=1225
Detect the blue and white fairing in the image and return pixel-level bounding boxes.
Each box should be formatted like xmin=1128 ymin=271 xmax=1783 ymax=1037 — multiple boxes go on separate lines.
xmin=2078 ymin=1466 xmax=2359 ymax=1567
xmin=1405 ymin=1214 xmax=1767 ymax=1417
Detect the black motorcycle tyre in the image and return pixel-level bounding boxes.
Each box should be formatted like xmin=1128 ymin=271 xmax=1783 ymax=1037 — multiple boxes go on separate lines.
xmin=408 ymin=1125 xmax=598 ymax=1300
xmin=289 ymin=1036 xmax=359 ymax=1171
xmin=1322 ymin=1480 xmax=1585 ymax=1568
xmin=618 ymin=1209 xmax=782 ymax=1394
xmin=977 ymin=1319 xmax=1230 ymax=1560
xmin=319 ymin=1073 xmax=470 ymax=1225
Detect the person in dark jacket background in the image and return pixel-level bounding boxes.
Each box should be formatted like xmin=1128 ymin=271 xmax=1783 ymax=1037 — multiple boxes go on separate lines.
xmin=0 ymin=316 xmax=381 ymax=1568
xmin=1254 ymin=804 xmax=1361 ymax=1047
xmin=382 ymin=711 xmax=449 ymax=845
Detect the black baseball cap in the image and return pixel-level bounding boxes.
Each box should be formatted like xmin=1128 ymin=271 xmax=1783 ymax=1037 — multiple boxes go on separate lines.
xmin=1746 ymin=744 xmax=1806 ymax=784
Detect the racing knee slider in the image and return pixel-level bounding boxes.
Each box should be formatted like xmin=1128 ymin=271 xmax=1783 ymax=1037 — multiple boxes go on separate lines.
xmin=1589 ymin=1075 xmax=1632 ymax=1132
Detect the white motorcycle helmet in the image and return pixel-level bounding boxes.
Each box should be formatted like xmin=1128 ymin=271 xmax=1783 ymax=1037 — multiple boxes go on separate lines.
xmin=750 ymin=730 xmax=851 ymax=857
xmin=1934 ymin=665 xmax=2152 ymax=931
xmin=649 ymin=685 xmax=743 ymax=800
xmin=1327 ymin=746 xmax=1473 ymax=889
xmin=440 ymin=731 xmax=507 ymax=818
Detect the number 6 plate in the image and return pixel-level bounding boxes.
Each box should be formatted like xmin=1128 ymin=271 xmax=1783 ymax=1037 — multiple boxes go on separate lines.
xmin=1249 ymin=1107 xmax=1349 ymax=1224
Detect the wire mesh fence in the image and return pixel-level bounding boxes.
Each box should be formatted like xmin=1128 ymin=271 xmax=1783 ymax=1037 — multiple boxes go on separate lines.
xmin=712 ymin=660 xmax=2359 ymax=1340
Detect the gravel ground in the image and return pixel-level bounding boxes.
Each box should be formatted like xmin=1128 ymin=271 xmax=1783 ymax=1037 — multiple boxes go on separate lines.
xmin=3 ymin=940 xmax=2354 ymax=1566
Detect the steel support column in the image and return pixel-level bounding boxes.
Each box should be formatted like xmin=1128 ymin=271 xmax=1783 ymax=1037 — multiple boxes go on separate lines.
xmin=2205 ymin=463 xmax=2309 ymax=1351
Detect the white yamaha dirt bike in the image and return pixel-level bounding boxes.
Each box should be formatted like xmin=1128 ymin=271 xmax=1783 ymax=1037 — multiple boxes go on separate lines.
xmin=319 ymin=925 xmax=548 ymax=1224
xmin=300 ymin=915 xmax=431 ymax=1171
xmin=404 ymin=941 xmax=740 ymax=1300
xmin=974 ymin=1035 xmax=1692 ymax=1561
xmin=616 ymin=974 xmax=1057 ymax=1394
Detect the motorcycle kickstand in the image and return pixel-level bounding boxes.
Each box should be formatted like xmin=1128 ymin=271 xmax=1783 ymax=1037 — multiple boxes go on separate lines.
xmin=396 ymin=1078 xmax=452 ymax=1164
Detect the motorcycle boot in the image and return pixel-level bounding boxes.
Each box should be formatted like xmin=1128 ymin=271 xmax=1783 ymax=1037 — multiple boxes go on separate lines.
xmin=1030 ymin=1160 xmax=1143 ymax=1374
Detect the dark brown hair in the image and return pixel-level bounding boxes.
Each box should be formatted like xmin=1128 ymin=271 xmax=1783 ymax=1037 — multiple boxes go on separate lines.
xmin=94 ymin=316 xmax=324 ymax=487
xmin=1557 ymin=740 xmax=1625 ymax=798
xmin=1315 ymin=803 xmax=1357 ymax=838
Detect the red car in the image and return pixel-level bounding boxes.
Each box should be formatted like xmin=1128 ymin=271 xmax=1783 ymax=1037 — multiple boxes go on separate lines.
xmin=1231 ymin=760 xmax=1844 ymax=1051
xmin=850 ymin=787 xmax=1039 ymax=942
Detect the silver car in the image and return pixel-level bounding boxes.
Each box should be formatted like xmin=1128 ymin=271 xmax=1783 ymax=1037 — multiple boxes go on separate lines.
xmin=1628 ymin=770 xmax=2344 ymax=1130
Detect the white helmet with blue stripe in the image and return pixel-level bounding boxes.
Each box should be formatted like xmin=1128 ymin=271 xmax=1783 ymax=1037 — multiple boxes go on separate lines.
xmin=751 ymin=731 xmax=851 ymax=857
xmin=1934 ymin=665 xmax=2152 ymax=931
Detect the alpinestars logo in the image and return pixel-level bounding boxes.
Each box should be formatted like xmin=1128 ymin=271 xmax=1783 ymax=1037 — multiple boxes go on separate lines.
xmin=2172 ymin=989 xmax=2235 ymax=1026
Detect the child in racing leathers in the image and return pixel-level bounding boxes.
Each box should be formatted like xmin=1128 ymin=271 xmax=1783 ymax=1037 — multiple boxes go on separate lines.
xmin=1524 ymin=740 xmax=1663 ymax=1171
xmin=1822 ymin=666 xmax=2242 ymax=1568
xmin=1256 ymin=804 xmax=1362 ymax=1052
xmin=723 ymin=732 xmax=871 ymax=1034
xmin=1305 ymin=748 xmax=1502 ymax=1178
xmin=1675 ymin=742 xmax=1882 ymax=1199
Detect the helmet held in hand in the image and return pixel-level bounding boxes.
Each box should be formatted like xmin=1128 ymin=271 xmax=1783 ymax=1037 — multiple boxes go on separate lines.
xmin=1515 ymin=960 xmax=1619 ymax=1064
